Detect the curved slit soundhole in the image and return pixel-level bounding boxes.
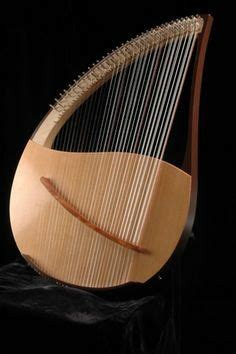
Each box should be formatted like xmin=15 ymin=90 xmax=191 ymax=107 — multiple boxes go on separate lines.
xmin=40 ymin=176 xmax=148 ymax=254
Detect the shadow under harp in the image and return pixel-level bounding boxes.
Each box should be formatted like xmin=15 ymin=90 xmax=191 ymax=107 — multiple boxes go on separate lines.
xmin=10 ymin=14 xmax=213 ymax=288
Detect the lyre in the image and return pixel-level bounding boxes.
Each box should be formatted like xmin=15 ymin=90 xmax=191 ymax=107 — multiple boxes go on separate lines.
xmin=9 ymin=15 xmax=213 ymax=288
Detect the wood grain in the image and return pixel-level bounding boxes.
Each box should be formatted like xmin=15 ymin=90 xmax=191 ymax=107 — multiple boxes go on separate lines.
xmin=10 ymin=140 xmax=191 ymax=288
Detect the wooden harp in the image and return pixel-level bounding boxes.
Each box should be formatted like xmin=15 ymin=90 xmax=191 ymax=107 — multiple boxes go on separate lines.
xmin=9 ymin=15 xmax=213 ymax=288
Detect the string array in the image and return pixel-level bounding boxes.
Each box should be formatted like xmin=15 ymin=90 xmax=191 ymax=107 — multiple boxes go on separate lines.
xmin=40 ymin=18 xmax=201 ymax=285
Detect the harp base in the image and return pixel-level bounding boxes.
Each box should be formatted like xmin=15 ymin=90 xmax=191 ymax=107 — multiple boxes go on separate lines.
xmin=10 ymin=140 xmax=191 ymax=288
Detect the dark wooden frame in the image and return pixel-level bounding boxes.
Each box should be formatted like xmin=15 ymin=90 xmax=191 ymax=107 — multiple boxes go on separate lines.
xmin=156 ymin=14 xmax=214 ymax=280
xmin=182 ymin=14 xmax=213 ymax=236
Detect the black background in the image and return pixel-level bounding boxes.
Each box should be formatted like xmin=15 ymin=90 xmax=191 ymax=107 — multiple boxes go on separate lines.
xmin=0 ymin=1 xmax=234 ymax=353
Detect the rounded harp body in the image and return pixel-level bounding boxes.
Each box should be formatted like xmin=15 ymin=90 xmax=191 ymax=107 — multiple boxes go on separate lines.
xmin=9 ymin=15 xmax=212 ymax=288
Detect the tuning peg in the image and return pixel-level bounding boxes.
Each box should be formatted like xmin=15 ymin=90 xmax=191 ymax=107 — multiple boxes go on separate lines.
xmin=55 ymin=99 xmax=64 ymax=108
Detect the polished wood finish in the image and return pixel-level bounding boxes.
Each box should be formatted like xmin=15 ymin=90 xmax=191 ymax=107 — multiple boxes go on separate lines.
xmin=182 ymin=14 xmax=213 ymax=236
xmin=10 ymin=140 xmax=191 ymax=287
xmin=155 ymin=15 xmax=213 ymax=278
xmin=40 ymin=176 xmax=148 ymax=254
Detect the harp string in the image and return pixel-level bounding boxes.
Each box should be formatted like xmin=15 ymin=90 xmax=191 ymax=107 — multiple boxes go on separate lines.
xmin=69 ymin=63 xmax=122 ymax=279
xmin=67 ymin=91 xmax=104 ymax=280
xmin=48 ymin=103 xmax=81 ymax=272
xmin=98 ymin=40 xmax=155 ymax=231
xmin=104 ymin=48 xmax=158 ymax=238
xmin=122 ymin=33 xmax=188 ymax=243
xmin=115 ymin=35 xmax=180 ymax=242
xmin=132 ymin=31 xmax=197 ymax=243
xmin=109 ymin=43 xmax=163 ymax=241
xmin=87 ymin=87 xmax=107 ymax=151
xmin=97 ymin=30 xmax=194 ymax=245
xmin=114 ymin=41 xmax=163 ymax=282
xmin=99 ymin=42 xmax=155 ymax=283
xmin=71 ymin=92 xmax=107 ymax=279
xmin=103 ymin=44 xmax=165 ymax=239
xmin=86 ymin=45 xmax=148 ymax=284
xmin=108 ymin=34 xmax=178 ymax=242
xmin=51 ymin=101 xmax=92 ymax=275
xmin=84 ymin=50 xmax=142 ymax=220
xmin=79 ymin=51 xmax=130 ymax=285
xmin=82 ymin=82 xmax=114 ymax=276
xmin=60 ymin=108 xmax=82 ymax=278
xmin=109 ymin=46 xmax=155 ymax=285
xmin=51 ymin=27 xmax=197 ymax=260
xmin=108 ymin=33 xmax=180 ymax=280
xmin=40 ymin=108 xmax=79 ymax=268
xmin=109 ymin=29 xmax=196 ymax=244
xmin=49 ymin=61 xmax=119 ymax=277
xmin=92 ymin=50 xmax=145 ymax=286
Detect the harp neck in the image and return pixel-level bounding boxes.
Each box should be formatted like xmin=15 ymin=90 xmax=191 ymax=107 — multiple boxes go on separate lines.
xmin=183 ymin=14 xmax=213 ymax=233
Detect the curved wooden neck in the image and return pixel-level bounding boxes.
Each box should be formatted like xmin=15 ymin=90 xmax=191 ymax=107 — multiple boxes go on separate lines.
xmin=31 ymin=16 xmax=204 ymax=148
xmin=183 ymin=14 xmax=213 ymax=234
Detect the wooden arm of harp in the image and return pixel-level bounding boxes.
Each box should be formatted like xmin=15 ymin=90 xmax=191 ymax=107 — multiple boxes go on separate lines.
xmin=40 ymin=177 xmax=149 ymax=254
